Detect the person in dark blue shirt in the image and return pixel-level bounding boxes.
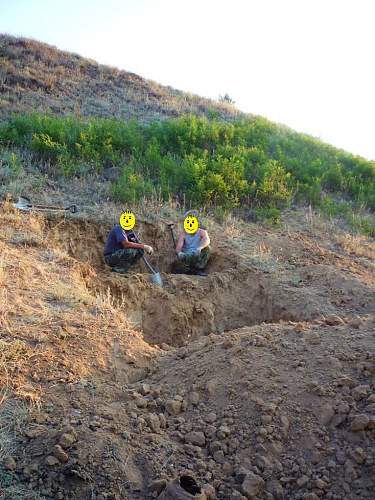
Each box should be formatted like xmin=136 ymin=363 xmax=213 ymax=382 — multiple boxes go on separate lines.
xmin=103 ymin=224 xmax=154 ymax=274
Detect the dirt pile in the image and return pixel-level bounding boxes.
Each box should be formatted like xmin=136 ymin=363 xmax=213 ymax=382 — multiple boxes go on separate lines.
xmin=1 ymin=205 xmax=375 ymax=499
xmin=6 ymin=315 xmax=374 ymax=499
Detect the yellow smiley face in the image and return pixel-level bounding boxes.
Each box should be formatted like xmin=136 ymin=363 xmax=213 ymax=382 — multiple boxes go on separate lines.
xmin=184 ymin=215 xmax=199 ymax=234
xmin=119 ymin=210 xmax=135 ymax=230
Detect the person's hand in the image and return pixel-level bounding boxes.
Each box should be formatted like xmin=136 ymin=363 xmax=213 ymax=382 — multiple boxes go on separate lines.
xmin=193 ymin=248 xmax=201 ymax=256
xmin=143 ymin=244 xmax=154 ymax=255
xmin=177 ymin=251 xmax=184 ymax=259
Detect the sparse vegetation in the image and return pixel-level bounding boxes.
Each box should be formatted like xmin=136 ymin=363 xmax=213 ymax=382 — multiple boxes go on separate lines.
xmin=0 ymin=113 xmax=374 ymax=236
xmin=0 ymin=34 xmax=240 ymax=122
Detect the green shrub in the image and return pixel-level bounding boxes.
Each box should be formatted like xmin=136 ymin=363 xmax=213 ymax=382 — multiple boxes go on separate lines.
xmin=255 ymin=160 xmax=292 ymax=208
xmin=0 ymin=151 xmax=23 ymax=179
xmin=112 ymin=164 xmax=154 ymax=204
xmin=1 ymin=113 xmax=374 ymax=237
xmin=254 ymin=207 xmax=281 ymax=225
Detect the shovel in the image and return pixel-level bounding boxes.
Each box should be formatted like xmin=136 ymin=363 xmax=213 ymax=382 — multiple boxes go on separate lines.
xmin=133 ymin=231 xmax=163 ymax=287
xmin=141 ymin=255 xmax=163 ymax=287
xmin=167 ymin=222 xmax=177 ymax=247
xmin=13 ymin=196 xmax=78 ymax=214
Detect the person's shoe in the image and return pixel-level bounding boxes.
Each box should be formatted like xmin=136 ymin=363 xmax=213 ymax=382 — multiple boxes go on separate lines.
xmin=194 ymin=269 xmax=207 ymax=276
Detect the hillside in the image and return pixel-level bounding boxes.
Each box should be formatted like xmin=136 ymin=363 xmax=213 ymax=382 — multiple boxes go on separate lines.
xmin=0 ymin=34 xmax=374 ymax=238
xmin=0 ymin=201 xmax=374 ymax=499
xmin=0 ymin=33 xmax=375 ymax=500
xmin=0 ymin=34 xmax=239 ymax=122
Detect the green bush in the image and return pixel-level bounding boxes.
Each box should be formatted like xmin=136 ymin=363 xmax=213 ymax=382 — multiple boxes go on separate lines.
xmin=254 ymin=207 xmax=281 ymax=225
xmin=0 ymin=113 xmax=374 ymax=236
xmin=112 ymin=164 xmax=154 ymax=204
xmin=0 ymin=151 xmax=23 ymax=178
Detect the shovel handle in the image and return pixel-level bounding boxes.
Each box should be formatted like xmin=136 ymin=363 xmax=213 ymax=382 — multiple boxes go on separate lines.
xmin=132 ymin=231 xmax=157 ymax=274
xmin=168 ymin=224 xmax=177 ymax=247
xmin=142 ymin=255 xmax=157 ymax=274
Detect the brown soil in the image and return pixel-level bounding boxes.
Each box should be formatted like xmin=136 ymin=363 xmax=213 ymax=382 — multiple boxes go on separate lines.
xmin=1 ymin=206 xmax=375 ymax=500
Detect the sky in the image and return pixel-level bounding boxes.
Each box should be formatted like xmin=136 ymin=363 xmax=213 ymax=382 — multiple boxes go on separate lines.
xmin=1 ymin=0 xmax=375 ymax=160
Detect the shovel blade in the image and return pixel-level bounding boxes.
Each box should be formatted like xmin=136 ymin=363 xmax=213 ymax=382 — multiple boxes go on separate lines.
xmin=149 ymin=272 xmax=163 ymax=287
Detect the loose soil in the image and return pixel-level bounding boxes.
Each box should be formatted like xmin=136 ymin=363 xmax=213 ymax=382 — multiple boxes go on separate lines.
xmin=1 ymin=208 xmax=374 ymax=500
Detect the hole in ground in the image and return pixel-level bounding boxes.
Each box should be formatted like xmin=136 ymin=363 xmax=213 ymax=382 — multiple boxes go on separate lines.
xmin=46 ymin=217 xmax=322 ymax=347
xmin=46 ymin=218 xmax=237 ymax=274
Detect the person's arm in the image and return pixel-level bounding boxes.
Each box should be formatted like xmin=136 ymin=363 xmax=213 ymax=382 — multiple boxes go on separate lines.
xmin=121 ymin=240 xmax=145 ymax=250
xmin=116 ymin=226 xmax=153 ymax=253
xmin=175 ymin=232 xmax=185 ymax=254
xmin=197 ymin=229 xmax=210 ymax=251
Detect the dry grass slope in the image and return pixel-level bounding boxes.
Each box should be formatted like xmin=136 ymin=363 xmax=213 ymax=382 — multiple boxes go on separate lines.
xmin=0 ymin=201 xmax=156 ymax=404
xmin=0 ymin=34 xmax=241 ymax=122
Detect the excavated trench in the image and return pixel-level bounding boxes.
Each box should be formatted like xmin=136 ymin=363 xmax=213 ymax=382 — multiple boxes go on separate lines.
xmin=46 ymin=218 xmax=322 ymax=347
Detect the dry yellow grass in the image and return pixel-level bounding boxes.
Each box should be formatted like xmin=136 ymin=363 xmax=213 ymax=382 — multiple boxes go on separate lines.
xmin=0 ymin=34 xmax=240 ymax=122
xmin=0 ymin=202 xmax=156 ymax=404
xmin=335 ymin=233 xmax=375 ymax=261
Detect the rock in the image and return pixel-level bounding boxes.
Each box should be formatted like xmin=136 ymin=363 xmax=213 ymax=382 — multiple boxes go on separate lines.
xmin=46 ymin=455 xmax=59 ymax=466
xmin=140 ymin=383 xmax=151 ymax=395
xmin=325 ymin=314 xmax=345 ymax=326
xmin=159 ymin=413 xmax=167 ymax=429
xmin=147 ymin=413 xmax=161 ymax=433
xmin=261 ymin=415 xmax=272 ymax=425
xmin=306 ymin=332 xmax=320 ymax=345
xmin=266 ymin=479 xmax=284 ymax=499
xmin=231 ymin=491 xmax=246 ymax=499
xmin=297 ymin=475 xmax=309 ymax=487
xmin=190 ymin=392 xmax=200 ymax=406
xmin=222 ymin=337 xmax=235 ymax=349
xmin=352 ymin=385 xmax=370 ymax=401
xmin=148 ymin=478 xmax=167 ymax=494
xmin=280 ymin=415 xmax=290 ymax=437
xmin=202 ymin=483 xmax=216 ymax=499
xmin=303 ymin=494 xmax=319 ymax=500
xmin=331 ymin=414 xmax=346 ymax=427
xmin=3 ymin=456 xmax=16 ymax=471
xmin=319 ymin=404 xmax=335 ymax=425
xmin=348 ymin=316 xmax=362 ymax=329
xmin=241 ymin=471 xmax=265 ymax=499
xmin=311 ymin=450 xmax=322 ymax=465
xmin=351 ymin=414 xmax=370 ymax=431
xmin=205 ymin=412 xmax=217 ymax=424
xmin=53 ymin=444 xmax=69 ymax=463
xmin=268 ymin=440 xmax=283 ymax=455
xmin=368 ymin=416 xmax=375 ymax=430
xmin=134 ymin=395 xmax=148 ymax=408
xmin=350 ymin=447 xmax=367 ymax=464
xmin=337 ymin=401 xmax=350 ymax=414
xmin=337 ymin=376 xmax=355 ymax=388
xmin=185 ymin=431 xmax=206 ymax=447
xmin=315 ymin=478 xmax=327 ymax=489
xmin=25 ymin=426 xmax=45 ymax=439
xmin=206 ymin=379 xmax=217 ymax=395
xmin=59 ymin=433 xmax=76 ymax=448
xmin=165 ymin=399 xmax=182 ymax=415
xmin=217 ymin=425 xmax=230 ymax=440
xmin=213 ymin=450 xmax=225 ymax=463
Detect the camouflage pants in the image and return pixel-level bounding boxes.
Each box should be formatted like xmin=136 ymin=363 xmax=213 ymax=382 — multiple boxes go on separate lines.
xmin=177 ymin=247 xmax=210 ymax=271
xmin=104 ymin=248 xmax=143 ymax=272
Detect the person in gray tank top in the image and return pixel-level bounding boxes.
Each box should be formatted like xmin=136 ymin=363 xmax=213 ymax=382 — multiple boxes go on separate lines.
xmin=174 ymin=210 xmax=211 ymax=276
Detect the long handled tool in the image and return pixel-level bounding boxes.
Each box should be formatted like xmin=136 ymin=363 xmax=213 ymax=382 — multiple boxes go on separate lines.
xmin=13 ymin=196 xmax=78 ymax=214
xmin=167 ymin=222 xmax=177 ymax=247
xmin=133 ymin=231 xmax=163 ymax=287
xmin=141 ymin=254 xmax=163 ymax=287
